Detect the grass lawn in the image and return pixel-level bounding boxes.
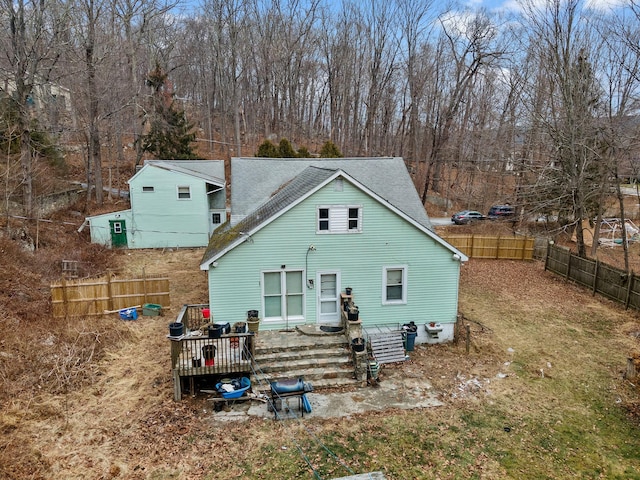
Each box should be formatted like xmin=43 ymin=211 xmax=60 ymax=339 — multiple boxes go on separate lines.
xmin=202 ymin=260 xmax=640 ymax=480
xmin=2 ymin=254 xmax=639 ymax=479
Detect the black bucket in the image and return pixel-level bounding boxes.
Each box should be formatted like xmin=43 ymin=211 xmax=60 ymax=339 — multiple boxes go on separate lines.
xmin=168 ymin=322 xmax=184 ymax=337
xmin=208 ymin=324 xmax=224 ymax=338
xmin=247 ymin=310 xmax=259 ymax=319
xmin=216 ymin=322 xmax=231 ymax=334
xmin=202 ymin=345 xmax=216 ymax=366
xmin=403 ymin=321 xmax=417 ymax=333
xmin=347 ymin=309 xmax=359 ymax=321
xmin=233 ymin=322 xmax=247 ymax=333
xmin=351 ymin=337 xmax=366 ymax=352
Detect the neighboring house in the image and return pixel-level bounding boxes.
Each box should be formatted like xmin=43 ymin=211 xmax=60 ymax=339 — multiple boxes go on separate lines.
xmin=84 ymin=160 xmax=226 ymax=249
xmin=1 ymin=75 xmax=74 ymax=131
xmin=199 ymin=157 xmax=468 ymax=344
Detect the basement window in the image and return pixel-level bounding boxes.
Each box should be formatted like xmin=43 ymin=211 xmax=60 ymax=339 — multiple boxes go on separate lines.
xmin=142 ymin=186 xmax=154 ymax=192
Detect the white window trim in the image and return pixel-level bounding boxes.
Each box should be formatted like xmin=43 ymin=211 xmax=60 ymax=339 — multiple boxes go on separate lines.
xmin=317 ymin=205 xmax=362 ymax=234
xmin=261 ymin=269 xmax=305 ymax=322
xmin=177 ymin=185 xmax=191 ymax=200
xmin=382 ymin=265 xmax=408 ymax=305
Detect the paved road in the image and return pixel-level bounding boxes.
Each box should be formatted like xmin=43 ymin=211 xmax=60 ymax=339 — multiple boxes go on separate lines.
xmin=431 ymin=217 xmax=453 ymax=226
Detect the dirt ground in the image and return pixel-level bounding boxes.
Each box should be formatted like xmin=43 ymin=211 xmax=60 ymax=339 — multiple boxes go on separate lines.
xmin=1 ymin=228 xmax=640 ymax=478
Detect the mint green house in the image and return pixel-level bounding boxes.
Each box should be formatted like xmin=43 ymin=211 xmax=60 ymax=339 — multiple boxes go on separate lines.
xmin=199 ymin=157 xmax=468 ymax=344
xmin=84 ymin=160 xmax=225 ymax=249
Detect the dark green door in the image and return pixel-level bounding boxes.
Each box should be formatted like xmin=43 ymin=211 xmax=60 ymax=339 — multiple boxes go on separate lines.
xmin=109 ymin=220 xmax=127 ymax=248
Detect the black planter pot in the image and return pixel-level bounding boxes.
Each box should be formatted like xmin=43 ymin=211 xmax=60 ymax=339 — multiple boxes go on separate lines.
xmin=351 ymin=337 xmax=365 ymax=352
xmin=208 ymin=324 xmax=224 ymax=338
xmin=347 ymin=309 xmax=359 ymax=321
xmin=216 ymin=322 xmax=231 ymax=334
xmin=168 ymin=322 xmax=184 ymax=337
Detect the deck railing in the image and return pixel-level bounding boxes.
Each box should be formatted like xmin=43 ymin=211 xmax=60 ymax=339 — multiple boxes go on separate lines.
xmin=170 ymin=304 xmax=256 ymax=400
xmin=175 ymin=303 xmax=210 ymax=331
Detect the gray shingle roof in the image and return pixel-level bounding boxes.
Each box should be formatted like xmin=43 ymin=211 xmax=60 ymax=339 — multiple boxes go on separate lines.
xmin=230 ymin=157 xmax=430 ymax=228
xmin=142 ymin=160 xmax=225 ymax=186
xmin=200 ymin=157 xmax=443 ymax=268
xmin=201 ymin=166 xmax=336 ymax=265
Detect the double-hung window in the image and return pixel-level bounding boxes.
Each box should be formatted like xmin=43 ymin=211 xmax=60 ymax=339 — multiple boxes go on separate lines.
xmin=383 ymin=266 xmax=408 ymax=304
xmin=317 ymin=205 xmax=362 ymax=233
xmin=263 ymin=270 xmax=304 ymax=321
xmin=177 ymin=185 xmax=191 ymax=200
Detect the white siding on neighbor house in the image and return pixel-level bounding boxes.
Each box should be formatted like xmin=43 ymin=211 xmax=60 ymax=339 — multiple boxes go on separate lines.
xmin=207 ymin=178 xmax=461 ymax=331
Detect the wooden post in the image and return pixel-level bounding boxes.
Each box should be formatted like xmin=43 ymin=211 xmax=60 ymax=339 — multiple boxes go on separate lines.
xmin=143 ymin=267 xmax=148 ymax=304
xmin=544 ymin=243 xmax=551 ymax=271
xmin=565 ymin=252 xmax=572 ymax=281
xmin=62 ymin=277 xmax=68 ymax=319
xmin=465 ymin=324 xmax=470 ymax=354
xmin=107 ymin=271 xmax=113 ymax=312
xmin=171 ymin=339 xmax=182 ymax=401
xmin=592 ymin=260 xmax=599 ymax=296
xmin=625 ymin=271 xmax=634 ymax=310
xmin=626 ymin=357 xmax=637 ymax=380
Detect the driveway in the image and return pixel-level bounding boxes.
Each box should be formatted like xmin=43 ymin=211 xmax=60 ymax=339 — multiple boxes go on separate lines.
xmin=431 ymin=217 xmax=453 ymax=226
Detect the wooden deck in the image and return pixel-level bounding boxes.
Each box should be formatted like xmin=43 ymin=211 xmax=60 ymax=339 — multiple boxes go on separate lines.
xmin=170 ymin=304 xmax=256 ymax=400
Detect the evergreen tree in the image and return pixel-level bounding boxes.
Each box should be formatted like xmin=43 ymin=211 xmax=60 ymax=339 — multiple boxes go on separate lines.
xmin=140 ymin=65 xmax=197 ymax=159
xmin=278 ymin=138 xmax=297 ymax=157
xmin=319 ymin=141 xmax=343 ymax=158
xmin=296 ymin=146 xmax=311 ymax=158
xmin=256 ymin=139 xmax=279 ymax=157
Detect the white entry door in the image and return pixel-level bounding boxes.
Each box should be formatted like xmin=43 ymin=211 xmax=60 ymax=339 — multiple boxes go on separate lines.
xmin=317 ymin=271 xmax=341 ymax=324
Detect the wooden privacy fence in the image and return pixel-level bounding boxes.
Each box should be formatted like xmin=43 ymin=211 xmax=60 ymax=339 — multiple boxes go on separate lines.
xmin=441 ymin=235 xmax=535 ymax=260
xmin=545 ymin=244 xmax=640 ymax=310
xmin=51 ymin=274 xmax=170 ymax=318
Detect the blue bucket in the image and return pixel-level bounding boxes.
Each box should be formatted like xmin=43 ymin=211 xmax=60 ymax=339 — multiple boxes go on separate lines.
xmin=119 ymin=308 xmax=138 ymax=321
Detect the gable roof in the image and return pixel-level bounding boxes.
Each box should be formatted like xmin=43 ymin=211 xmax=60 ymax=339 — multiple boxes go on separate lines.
xmin=129 ymin=160 xmax=225 ymax=187
xmin=200 ymin=163 xmax=467 ymax=269
xmin=230 ymin=157 xmax=429 ymax=229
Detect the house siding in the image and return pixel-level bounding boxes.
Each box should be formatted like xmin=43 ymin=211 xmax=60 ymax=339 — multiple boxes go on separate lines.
xmin=207 ymin=178 xmax=460 ymax=331
xmin=87 ymin=163 xmax=226 ymax=249
xmin=128 ymin=167 xmax=212 ymax=248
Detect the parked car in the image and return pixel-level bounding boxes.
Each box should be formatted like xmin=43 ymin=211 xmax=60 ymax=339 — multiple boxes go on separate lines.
xmin=451 ymin=210 xmax=485 ymax=225
xmin=488 ymin=205 xmax=515 ymax=219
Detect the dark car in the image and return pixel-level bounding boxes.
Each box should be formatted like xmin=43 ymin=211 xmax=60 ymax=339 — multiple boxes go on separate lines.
xmin=451 ymin=210 xmax=485 ymax=225
xmin=488 ymin=205 xmax=515 ymax=219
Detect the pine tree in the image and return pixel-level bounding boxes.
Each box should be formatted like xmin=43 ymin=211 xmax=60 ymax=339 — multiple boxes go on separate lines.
xmin=319 ymin=141 xmax=343 ymax=158
xmin=140 ymin=65 xmax=197 ymax=159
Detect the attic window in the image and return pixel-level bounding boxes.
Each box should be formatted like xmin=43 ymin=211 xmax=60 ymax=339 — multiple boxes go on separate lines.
xmin=317 ymin=205 xmax=362 ymax=234
xmin=142 ymin=186 xmax=154 ymax=192
xmin=177 ymin=186 xmax=191 ymax=200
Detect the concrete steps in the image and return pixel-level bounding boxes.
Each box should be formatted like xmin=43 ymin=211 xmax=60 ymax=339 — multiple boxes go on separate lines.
xmin=251 ymin=330 xmax=359 ymax=390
